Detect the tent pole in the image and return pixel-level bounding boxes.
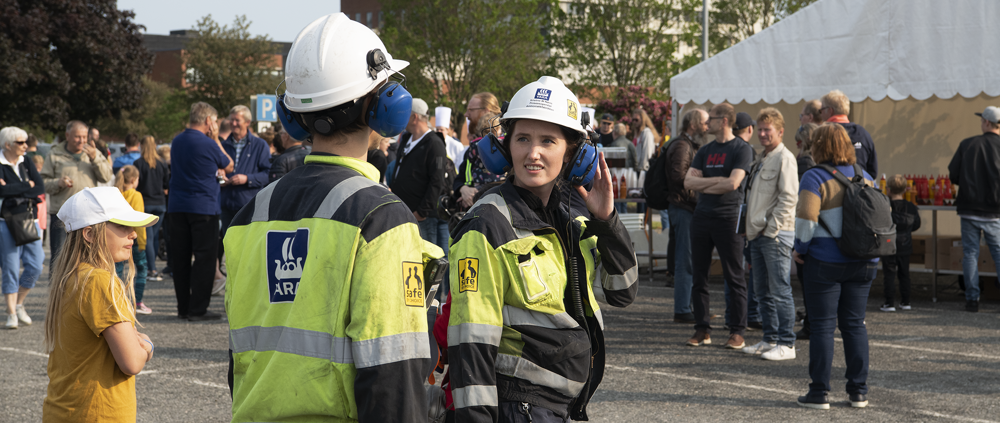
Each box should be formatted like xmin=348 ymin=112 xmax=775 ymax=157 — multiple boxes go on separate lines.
xmin=671 ymin=100 xmax=679 ymax=138
xmin=702 ymin=0 xmax=709 ymax=61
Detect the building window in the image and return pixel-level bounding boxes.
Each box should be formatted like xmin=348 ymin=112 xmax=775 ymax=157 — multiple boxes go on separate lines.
xmin=379 ymin=11 xmax=384 ymax=28
xmin=356 ymin=13 xmax=362 ymax=22
xmin=367 ymin=12 xmax=373 ymax=28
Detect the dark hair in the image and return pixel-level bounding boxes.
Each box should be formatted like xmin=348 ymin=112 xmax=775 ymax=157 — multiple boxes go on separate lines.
xmin=26 ymin=134 xmax=38 ymax=148
xmin=124 ymin=133 xmax=140 ymax=147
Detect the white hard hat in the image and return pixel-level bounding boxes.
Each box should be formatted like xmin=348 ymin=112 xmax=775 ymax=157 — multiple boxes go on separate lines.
xmin=283 ymin=13 xmax=409 ymax=113
xmin=501 ymin=76 xmax=587 ymax=137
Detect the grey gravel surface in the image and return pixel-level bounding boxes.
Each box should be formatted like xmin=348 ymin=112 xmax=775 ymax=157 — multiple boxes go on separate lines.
xmin=2 ymin=254 xmax=998 ymax=422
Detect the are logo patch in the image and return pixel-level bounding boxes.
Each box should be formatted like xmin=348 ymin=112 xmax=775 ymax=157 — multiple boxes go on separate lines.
xmin=458 ymin=258 xmax=479 ymax=293
xmin=267 ymin=229 xmax=309 ymax=304
xmin=402 ymin=262 xmax=425 ymax=307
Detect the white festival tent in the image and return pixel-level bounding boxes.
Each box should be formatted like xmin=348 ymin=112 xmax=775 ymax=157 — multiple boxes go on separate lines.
xmin=669 ymin=0 xmax=1000 ymax=135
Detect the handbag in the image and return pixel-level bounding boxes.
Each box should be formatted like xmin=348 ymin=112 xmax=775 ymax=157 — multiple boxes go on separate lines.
xmin=1 ymin=163 xmax=40 ymax=246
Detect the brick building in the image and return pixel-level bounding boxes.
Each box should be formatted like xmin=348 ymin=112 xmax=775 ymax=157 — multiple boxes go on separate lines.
xmin=342 ymin=0 xmax=383 ymax=31
xmin=142 ymin=30 xmax=292 ymax=89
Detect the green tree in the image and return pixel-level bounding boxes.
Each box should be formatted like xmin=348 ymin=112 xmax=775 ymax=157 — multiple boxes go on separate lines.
xmin=184 ymin=14 xmax=281 ymax=115
xmin=380 ymin=0 xmax=552 ymax=132
xmin=0 ymin=0 xmax=152 ymax=131
xmin=96 ymin=78 xmax=189 ymax=142
xmin=550 ymin=0 xmax=680 ymax=94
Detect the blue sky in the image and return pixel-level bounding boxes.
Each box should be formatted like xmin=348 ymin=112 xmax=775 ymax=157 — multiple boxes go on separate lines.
xmin=118 ymin=0 xmax=342 ymax=43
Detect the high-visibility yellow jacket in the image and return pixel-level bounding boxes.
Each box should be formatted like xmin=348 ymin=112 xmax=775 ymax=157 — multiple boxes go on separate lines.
xmin=447 ymin=181 xmax=638 ymax=422
xmin=225 ymin=154 xmax=440 ymax=422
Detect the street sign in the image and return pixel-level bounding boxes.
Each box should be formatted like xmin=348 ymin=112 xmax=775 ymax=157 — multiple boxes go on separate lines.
xmin=255 ymin=94 xmax=278 ymax=122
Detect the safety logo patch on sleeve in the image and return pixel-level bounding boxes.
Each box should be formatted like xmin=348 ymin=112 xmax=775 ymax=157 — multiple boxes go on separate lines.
xmin=458 ymin=258 xmax=479 ymax=293
xmin=403 ymin=261 xmax=425 ymax=307
xmin=267 ymin=228 xmax=309 ymax=304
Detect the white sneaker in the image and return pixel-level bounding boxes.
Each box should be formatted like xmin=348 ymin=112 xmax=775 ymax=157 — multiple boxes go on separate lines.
xmin=211 ymin=278 xmax=226 ymax=296
xmin=761 ymin=345 xmax=796 ymax=361
xmin=741 ymin=341 xmax=776 ymax=355
xmin=899 ymin=303 xmax=912 ymax=310
xmin=15 ymin=304 xmax=31 ymax=325
xmin=880 ymin=303 xmax=896 ymax=312
xmin=5 ymin=314 xmax=17 ymax=329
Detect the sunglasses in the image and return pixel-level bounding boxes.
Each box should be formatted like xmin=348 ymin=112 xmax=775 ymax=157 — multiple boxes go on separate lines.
xmin=13 ymin=141 xmax=26 ymax=145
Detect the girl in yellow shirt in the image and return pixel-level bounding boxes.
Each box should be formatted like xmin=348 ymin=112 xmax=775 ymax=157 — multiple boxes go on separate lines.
xmin=43 ymin=187 xmax=158 ymax=422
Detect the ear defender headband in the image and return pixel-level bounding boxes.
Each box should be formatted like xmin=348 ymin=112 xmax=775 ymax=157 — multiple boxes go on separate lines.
xmin=477 ymin=102 xmax=599 ymax=186
xmin=276 ymin=48 xmax=413 ymax=140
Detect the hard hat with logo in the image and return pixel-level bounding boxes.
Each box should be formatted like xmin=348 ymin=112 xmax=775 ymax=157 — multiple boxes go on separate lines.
xmin=500 ymin=76 xmax=588 ymax=138
xmin=277 ymin=13 xmax=413 ymax=139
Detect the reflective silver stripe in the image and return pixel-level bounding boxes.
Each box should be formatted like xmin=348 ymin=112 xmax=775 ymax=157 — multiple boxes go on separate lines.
xmin=502 ymin=305 xmax=579 ymax=329
xmin=448 ymin=323 xmax=502 ymax=347
xmin=452 ymin=385 xmax=499 ymax=409
xmin=592 ymin=263 xmax=608 ymax=304
xmin=230 ymin=326 xmax=353 ymax=363
xmin=495 ymin=353 xmax=586 ymax=397
xmin=351 ymin=332 xmax=431 ymax=369
xmin=251 ymin=183 xmax=277 ymax=222
xmin=468 ymin=193 xmax=533 ymax=239
xmin=314 ymin=176 xmax=378 ymax=218
xmin=602 ymin=264 xmax=638 ymax=291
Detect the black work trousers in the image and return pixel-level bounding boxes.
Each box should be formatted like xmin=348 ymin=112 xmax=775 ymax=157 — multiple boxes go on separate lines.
xmin=882 ymin=254 xmax=912 ymax=306
xmin=690 ymin=213 xmax=747 ymax=336
xmin=168 ymin=212 xmax=220 ymax=317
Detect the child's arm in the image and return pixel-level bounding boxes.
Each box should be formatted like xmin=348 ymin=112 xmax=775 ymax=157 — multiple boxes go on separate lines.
xmin=104 ymin=322 xmax=154 ymax=375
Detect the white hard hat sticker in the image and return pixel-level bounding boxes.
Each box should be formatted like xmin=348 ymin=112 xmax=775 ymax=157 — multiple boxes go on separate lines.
xmin=567 ymin=100 xmax=578 ymax=120
xmin=534 ymin=89 xmax=552 ymax=100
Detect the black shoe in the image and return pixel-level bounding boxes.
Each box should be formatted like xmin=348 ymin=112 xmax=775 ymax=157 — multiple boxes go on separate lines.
xmin=673 ymin=313 xmax=695 ymax=324
xmin=161 ymin=266 xmax=173 ymax=277
xmin=797 ymin=392 xmax=830 ymax=410
xmin=849 ymin=393 xmax=868 ymax=408
xmin=747 ymin=321 xmax=763 ymax=330
xmin=966 ymin=300 xmax=979 ymax=312
xmin=795 ymin=328 xmax=810 ymax=340
xmin=188 ymin=311 xmax=223 ymax=321
xmin=664 ymin=272 xmax=674 ymax=288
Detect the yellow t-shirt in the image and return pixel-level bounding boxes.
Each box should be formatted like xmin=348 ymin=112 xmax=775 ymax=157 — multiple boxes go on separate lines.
xmin=120 ymin=189 xmax=146 ymax=251
xmin=43 ymin=263 xmax=137 ymax=423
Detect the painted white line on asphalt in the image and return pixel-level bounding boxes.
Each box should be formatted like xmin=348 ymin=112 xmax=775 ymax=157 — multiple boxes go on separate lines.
xmin=606 ymin=364 xmax=799 ymax=395
xmin=149 ymin=374 xmax=229 ymax=390
xmin=140 ymin=362 xmax=228 ymax=375
xmin=833 ymin=338 xmax=1000 ymax=360
xmin=915 ymin=410 xmax=1000 ymax=423
xmin=0 ymin=346 xmax=49 ymax=358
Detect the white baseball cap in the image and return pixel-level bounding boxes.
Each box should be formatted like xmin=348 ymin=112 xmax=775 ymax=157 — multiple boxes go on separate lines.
xmin=57 ymin=187 xmax=159 ymax=232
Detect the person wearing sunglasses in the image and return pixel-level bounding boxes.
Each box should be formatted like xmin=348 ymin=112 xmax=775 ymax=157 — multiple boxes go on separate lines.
xmin=0 ymin=127 xmax=45 ymax=329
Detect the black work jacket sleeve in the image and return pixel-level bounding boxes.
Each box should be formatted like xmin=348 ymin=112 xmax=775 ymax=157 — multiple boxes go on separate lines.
xmin=418 ymin=138 xmax=449 ymax=217
xmin=584 ymin=210 xmax=639 ymax=307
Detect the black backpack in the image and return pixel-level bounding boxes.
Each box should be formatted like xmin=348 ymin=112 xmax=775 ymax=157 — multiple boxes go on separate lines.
xmin=815 ymin=164 xmax=896 ymax=259
xmin=643 ymin=144 xmax=671 ymax=210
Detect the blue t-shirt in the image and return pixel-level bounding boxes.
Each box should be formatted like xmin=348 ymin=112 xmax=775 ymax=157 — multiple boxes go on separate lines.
xmin=112 ymin=151 xmax=142 ymax=173
xmin=168 ymin=128 xmax=230 ymax=215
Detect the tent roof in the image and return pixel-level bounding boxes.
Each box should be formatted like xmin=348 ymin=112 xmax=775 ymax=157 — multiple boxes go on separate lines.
xmin=669 ymin=0 xmax=1000 ymax=105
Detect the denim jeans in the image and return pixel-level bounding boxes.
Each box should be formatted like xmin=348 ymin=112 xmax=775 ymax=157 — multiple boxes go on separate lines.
xmin=115 ymin=244 xmax=148 ymax=302
xmin=144 ymin=204 xmax=167 ymax=271
xmin=803 ymin=257 xmax=875 ymax=396
xmin=417 ymin=216 xmax=450 ymax=255
xmin=0 ymin=221 xmax=43 ymax=295
xmin=668 ymin=207 xmax=692 ymax=314
xmin=750 ymin=236 xmax=795 ymax=346
xmin=960 ymin=218 xmax=1000 ymax=301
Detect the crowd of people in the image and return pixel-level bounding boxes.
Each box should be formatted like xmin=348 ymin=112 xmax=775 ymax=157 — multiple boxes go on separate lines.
xmin=4 ymin=10 xmax=1000 ymax=423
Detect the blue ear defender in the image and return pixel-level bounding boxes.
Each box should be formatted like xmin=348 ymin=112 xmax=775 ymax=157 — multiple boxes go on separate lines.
xmin=477 ymin=101 xmax=513 ymax=175
xmin=277 ymin=94 xmax=312 ymax=141
xmin=366 ymin=80 xmax=412 ymax=137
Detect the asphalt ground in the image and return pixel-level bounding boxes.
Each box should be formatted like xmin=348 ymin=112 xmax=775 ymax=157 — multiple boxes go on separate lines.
xmin=2 ymin=252 xmax=998 ymax=422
